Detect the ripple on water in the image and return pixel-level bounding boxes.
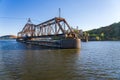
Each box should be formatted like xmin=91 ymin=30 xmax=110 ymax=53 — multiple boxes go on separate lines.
xmin=0 ymin=40 xmax=120 ymax=80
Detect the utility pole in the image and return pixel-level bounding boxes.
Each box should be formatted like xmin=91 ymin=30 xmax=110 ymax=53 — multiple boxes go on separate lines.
xmin=59 ymin=8 xmax=61 ymax=18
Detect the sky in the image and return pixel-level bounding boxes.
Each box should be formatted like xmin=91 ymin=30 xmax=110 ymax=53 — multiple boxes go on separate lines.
xmin=0 ymin=0 xmax=120 ymax=36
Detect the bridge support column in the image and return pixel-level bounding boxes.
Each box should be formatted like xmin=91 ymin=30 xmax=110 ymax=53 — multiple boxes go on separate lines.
xmin=60 ymin=39 xmax=81 ymax=49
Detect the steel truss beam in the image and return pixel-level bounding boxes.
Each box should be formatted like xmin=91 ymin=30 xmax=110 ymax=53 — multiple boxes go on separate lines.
xmin=17 ymin=17 xmax=76 ymax=39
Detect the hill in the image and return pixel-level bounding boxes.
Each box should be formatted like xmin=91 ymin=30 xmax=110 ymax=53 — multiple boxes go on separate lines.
xmin=0 ymin=35 xmax=17 ymax=39
xmin=86 ymin=22 xmax=120 ymax=41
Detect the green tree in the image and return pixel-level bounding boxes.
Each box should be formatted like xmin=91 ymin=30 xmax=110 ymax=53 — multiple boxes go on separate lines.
xmin=96 ymin=36 xmax=100 ymax=40
xmin=100 ymin=32 xmax=104 ymax=40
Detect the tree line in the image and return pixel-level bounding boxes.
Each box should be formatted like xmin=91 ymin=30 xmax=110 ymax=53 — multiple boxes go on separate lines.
xmin=85 ymin=22 xmax=120 ymax=41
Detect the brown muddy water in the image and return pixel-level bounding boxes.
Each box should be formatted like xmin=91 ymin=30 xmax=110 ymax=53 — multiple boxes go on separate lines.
xmin=0 ymin=40 xmax=120 ymax=80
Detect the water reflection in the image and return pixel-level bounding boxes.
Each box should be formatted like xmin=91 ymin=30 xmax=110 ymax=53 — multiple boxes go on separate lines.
xmin=2 ymin=49 xmax=81 ymax=80
xmin=1 ymin=40 xmax=120 ymax=80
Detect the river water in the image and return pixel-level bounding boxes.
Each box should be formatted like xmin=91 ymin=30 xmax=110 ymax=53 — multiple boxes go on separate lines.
xmin=0 ymin=40 xmax=120 ymax=80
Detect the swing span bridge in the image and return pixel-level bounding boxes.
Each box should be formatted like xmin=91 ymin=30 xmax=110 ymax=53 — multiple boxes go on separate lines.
xmin=17 ymin=17 xmax=81 ymax=49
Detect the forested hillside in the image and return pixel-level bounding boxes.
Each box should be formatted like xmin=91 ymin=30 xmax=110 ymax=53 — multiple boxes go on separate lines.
xmin=0 ymin=35 xmax=17 ymax=39
xmin=86 ymin=22 xmax=120 ymax=40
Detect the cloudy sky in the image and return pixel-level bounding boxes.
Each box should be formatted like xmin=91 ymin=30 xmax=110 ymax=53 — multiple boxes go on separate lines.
xmin=0 ymin=0 xmax=120 ymax=36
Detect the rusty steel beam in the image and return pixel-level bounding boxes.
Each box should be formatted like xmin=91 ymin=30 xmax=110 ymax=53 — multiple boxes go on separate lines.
xmin=17 ymin=17 xmax=76 ymax=39
xmin=36 ymin=17 xmax=64 ymax=26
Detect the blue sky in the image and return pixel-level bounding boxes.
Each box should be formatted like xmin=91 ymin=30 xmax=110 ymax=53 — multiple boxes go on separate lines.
xmin=0 ymin=0 xmax=120 ymax=36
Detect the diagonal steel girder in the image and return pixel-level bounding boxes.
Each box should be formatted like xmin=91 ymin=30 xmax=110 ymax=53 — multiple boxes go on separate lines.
xmin=17 ymin=17 xmax=74 ymax=38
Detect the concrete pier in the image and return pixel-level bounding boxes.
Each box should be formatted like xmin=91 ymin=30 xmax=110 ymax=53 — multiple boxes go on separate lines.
xmin=17 ymin=39 xmax=81 ymax=49
xmin=60 ymin=39 xmax=81 ymax=49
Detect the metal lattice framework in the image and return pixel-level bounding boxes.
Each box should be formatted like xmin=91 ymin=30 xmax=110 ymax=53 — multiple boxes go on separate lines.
xmin=17 ymin=17 xmax=76 ymax=39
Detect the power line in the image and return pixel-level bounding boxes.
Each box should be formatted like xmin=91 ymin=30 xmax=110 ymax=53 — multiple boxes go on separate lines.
xmin=0 ymin=17 xmax=41 ymax=23
xmin=0 ymin=17 xmax=27 ymax=20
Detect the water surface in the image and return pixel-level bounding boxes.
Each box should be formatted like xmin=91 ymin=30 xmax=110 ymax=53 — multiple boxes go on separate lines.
xmin=0 ymin=40 xmax=120 ymax=80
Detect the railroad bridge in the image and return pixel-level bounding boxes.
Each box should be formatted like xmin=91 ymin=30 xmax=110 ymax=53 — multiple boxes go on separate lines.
xmin=17 ymin=17 xmax=81 ymax=49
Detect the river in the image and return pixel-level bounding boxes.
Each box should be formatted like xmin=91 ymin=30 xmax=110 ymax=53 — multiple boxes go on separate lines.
xmin=0 ymin=40 xmax=120 ymax=80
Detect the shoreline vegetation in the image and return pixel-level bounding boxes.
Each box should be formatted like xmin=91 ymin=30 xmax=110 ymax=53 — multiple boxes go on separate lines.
xmin=0 ymin=35 xmax=17 ymax=40
xmin=82 ymin=22 xmax=120 ymax=41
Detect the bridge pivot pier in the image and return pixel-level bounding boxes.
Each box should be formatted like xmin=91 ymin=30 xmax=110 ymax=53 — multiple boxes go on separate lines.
xmin=60 ymin=39 xmax=80 ymax=49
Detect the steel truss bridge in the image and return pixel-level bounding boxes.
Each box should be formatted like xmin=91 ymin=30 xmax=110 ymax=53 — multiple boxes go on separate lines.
xmin=17 ymin=17 xmax=78 ymax=40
